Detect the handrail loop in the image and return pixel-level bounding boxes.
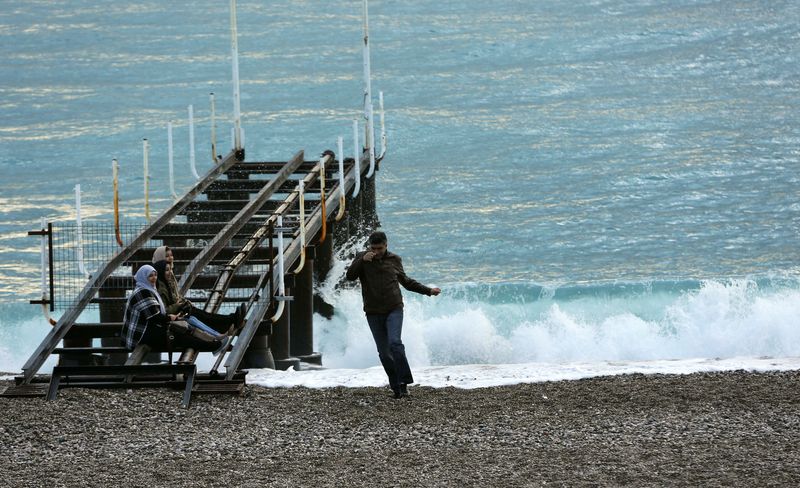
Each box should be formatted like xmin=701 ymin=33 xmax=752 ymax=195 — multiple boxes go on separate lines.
xmin=189 ymin=104 xmax=200 ymax=179
xmin=74 ymin=184 xmax=90 ymax=279
xmin=210 ymin=92 xmax=218 ymax=162
xmin=143 ymin=138 xmax=150 ymax=223
xmin=168 ymin=122 xmax=179 ymax=200
xmin=292 ymin=180 xmax=307 ymax=273
xmin=112 ymin=159 xmax=123 ymax=247
xmin=318 ymin=154 xmax=327 ymax=244
xmin=377 ymin=91 xmax=387 ymax=162
xmin=335 ymin=136 xmax=346 ymax=222
xmin=352 ymin=119 xmax=361 ymax=197
xmin=269 ymin=215 xmax=287 ymax=323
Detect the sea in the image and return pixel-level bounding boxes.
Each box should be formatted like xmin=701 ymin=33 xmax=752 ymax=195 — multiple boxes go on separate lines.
xmin=1 ymin=0 xmax=799 ymax=388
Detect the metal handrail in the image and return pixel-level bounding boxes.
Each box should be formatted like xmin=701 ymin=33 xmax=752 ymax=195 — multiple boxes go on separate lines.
xmin=112 ymin=159 xmax=123 ymax=247
xmin=224 ymin=150 xmax=363 ymax=379
xmin=74 ymin=184 xmax=90 ymax=279
xmin=176 ymin=150 xmax=306 ymax=296
xmin=293 ymin=180 xmax=307 ymax=273
xmin=318 ymin=155 xmax=327 ymax=243
xmin=335 ymin=137 xmax=346 ymax=222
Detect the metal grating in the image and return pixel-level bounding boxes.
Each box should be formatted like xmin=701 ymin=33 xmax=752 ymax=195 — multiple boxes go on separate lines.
xmin=46 ymin=221 xmax=270 ymax=311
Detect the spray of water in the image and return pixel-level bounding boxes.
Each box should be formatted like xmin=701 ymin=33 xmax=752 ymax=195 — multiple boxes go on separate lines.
xmin=313 ymin=263 xmax=800 ymax=369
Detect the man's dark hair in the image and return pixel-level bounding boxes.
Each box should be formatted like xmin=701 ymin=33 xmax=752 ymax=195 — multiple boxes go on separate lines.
xmin=368 ymin=231 xmax=387 ymax=245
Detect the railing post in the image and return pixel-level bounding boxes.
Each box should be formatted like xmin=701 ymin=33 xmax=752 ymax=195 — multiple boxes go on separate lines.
xmin=230 ymin=0 xmax=243 ymax=154
xmin=362 ymin=0 xmax=376 ymax=178
xmin=335 ymin=136 xmax=346 ymax=222
xmin=143 ymin=138 xmax=150 ymax=223
xmin=210 ymin=92 xmax=218 ymax=162
xmin=168 ymin=122 xmax=179 ymax=199
xmin=28 ymin=219 xmax=56 ymax=324
xmin=74 ymin=184 xmax=90 ymax=279
xmin=378 ymin=90 xmax=387 ymax=160
xmin=352 ymin=119 xmax=361 ymax=198
xmin=189 ymin=105 xmax=200 ymax=179
xmin=113 ymin=159 xmax=123 ymax=247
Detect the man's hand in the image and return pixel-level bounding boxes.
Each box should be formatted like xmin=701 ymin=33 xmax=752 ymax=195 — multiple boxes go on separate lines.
xmin=430 ymin=287 xmax=441 ymax=296
xmin=363 ymin=251 xmax=376 ymax=262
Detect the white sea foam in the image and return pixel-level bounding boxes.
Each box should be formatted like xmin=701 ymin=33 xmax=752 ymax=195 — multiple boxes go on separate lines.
xmin=3 ymin=278 xmax=799 ymax=389
xmin=314 ymin=278 xmax=800 ymax=370
xmin=245 ymin=357 xmax=800 ymax=390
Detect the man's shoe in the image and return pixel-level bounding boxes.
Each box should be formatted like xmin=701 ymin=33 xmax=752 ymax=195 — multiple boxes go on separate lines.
xmin=399 ymin=384 xmax=409 ymax=398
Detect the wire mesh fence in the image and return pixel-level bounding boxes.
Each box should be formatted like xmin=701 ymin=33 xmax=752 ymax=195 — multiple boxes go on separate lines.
xmin=49 ymin=221 xmax=270 ymax=312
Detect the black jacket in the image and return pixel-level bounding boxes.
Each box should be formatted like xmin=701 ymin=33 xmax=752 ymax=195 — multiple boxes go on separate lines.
xmin=346 ymin=251 xmax=432 ymax=314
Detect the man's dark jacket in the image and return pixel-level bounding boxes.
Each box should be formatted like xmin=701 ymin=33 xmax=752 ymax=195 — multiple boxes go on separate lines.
xmin=346 ymin=250 xmax=432 ymax=314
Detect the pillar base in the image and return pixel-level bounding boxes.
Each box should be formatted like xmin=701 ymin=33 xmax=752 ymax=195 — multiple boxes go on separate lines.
xmin=298 ymin=352 xmax=323 ymax=366
xmin=240 ymin=345 xmax=275 ymax=370
xmin=275 ymin=357 xmax=301 ymax=371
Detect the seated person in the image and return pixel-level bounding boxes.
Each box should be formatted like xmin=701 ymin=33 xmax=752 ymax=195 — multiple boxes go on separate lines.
xmin=152 ymin=256 xmax=244 ymax=336
xmin=122 ymin=265 xmax=223 ymax=353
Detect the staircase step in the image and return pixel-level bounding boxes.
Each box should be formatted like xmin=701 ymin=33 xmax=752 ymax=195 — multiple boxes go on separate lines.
xmin=65 ymin=323 xmax=123 ymax=340
xmin=127 ymin=246 xmax=276 ymax=263
xmin=193 ymin=381 xmax=245 ymax=395
xmin=0 ymin=383 xmax=48 ymax=397
xmin=53 ymin=347 xmax=129 ymax=355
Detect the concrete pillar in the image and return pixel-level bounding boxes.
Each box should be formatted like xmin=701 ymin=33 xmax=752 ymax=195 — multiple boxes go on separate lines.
xmin=348 ymin=179 xmax=365 ymax=238
xmin=269 ymin=300 xmax=300 ymax=370
xmin=313 ymin=220 xmax=335 ymax=319
xmin=362 ymin=174 xmax=380 ymax=231
xmin=240 ymin=321 xmax=275 ymax=369
xmin=290 ymin=249 xmax=314 ymax=358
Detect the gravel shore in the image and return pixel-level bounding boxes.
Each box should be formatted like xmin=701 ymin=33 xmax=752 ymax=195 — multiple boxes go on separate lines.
xmin=2 ymin=369 xmax=799 ymax=487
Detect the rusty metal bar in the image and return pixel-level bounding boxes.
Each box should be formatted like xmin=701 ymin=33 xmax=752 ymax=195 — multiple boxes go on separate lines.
xmin=176 ymin=150 xmax=306 ymax=297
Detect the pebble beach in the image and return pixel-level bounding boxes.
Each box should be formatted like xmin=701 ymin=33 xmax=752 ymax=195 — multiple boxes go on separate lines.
xmin=2 ymin=369 xmax=799 ymax=487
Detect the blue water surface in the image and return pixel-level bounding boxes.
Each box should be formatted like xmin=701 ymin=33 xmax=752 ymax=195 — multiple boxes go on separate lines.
xmin=1 ymin=0 xmax=799 ymax=370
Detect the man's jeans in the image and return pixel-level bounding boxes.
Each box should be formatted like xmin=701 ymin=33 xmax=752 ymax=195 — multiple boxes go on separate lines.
xmin=366 ymin=308 xmax=413 ymax=391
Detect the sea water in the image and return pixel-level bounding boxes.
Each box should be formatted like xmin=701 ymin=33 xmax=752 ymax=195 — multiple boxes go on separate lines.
xmin=1 ymin=1 xmax=799 ymax=385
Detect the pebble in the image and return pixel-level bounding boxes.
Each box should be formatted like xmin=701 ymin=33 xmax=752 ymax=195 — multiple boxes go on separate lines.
xmin=1 ymin=370 xmax=800 ymax=486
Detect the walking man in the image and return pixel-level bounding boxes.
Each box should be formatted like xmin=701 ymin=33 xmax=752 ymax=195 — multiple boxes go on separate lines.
xmin=346 ymin=231 xmax=441 ymax=398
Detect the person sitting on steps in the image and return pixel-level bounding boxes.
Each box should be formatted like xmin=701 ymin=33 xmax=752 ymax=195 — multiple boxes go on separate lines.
xmin=151 ymin=245 xmax=245 ymax=335
xmin=122 ymin=265 xmax=224 ymax=354
xmin=152 ymin=260 xmax=240 ymax=339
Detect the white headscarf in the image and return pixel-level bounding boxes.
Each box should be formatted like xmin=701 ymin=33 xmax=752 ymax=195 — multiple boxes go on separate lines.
xmin=152 ymin=245 xmax=169 ymax=264
xmin=134 ymin=264 xmax=166 ymax=314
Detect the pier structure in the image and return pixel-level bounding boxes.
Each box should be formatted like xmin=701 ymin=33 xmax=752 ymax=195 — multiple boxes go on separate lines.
xmin=5 ymin=146 xmax=379 ymax=406
xmin=2 ymin=0 xmax=387 ymax=407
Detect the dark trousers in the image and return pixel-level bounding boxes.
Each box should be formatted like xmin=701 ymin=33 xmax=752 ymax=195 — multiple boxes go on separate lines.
xmin=189 ymin=305 xmax=232 ymax=334
xmin=140 ymin=321 xmax=219 ymax=351
xmin=366 ymin=308 xmax=413 ymax=391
